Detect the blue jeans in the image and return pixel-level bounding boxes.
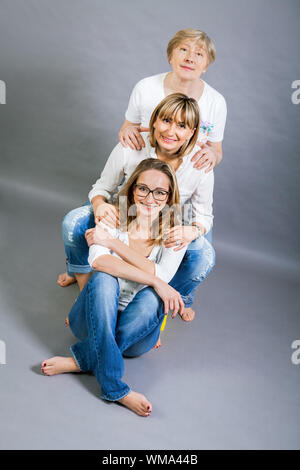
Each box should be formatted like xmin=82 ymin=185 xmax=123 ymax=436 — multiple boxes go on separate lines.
xmin=62 ymin=203 xmax=215 ymax=307
xmin=69 ymin=271 xmax=166 ymax=401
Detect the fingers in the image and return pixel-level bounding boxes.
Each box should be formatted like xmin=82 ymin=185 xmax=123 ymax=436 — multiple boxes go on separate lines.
xmin=164 ymin=241 xmax=183 ymax=249
xmin=205 ymin=162 xmax=215 ymax=173
xmin=100 ymin=213 xmax=119 ymax=228
xmin=128 ymin=131 xmax=142 ymax=150
xmin=139 ymin=126 xmax=150 ymax=133
xmin=119 ymin=133 xmax=128 ymax=148
xmin=171 ymin=297 xmax=182 ymax=318
xmin=179 ymin=298 xmax=185 ymax=316
xmin=173 ymin=242 xmax=186 ymax=251
xmin=175 ymin=296 xmax=185 ymax=318
xmin=164 ymin=227 xmax=184 ymax=247
xmin=164 ymin=225 xmax=183 ymax=238
xmin=193 ymin=145 xmax=217 ymax=171
xmin=125 ymin=135 xmax=136 ymax=150
xmin=97 ymin=206 xmax=120 ymax=228
xmin=98 ymin=218 xmax=115 ymax=229
xmin=136 ymin=132 xmax=146 ymax=149
xmin=122 ymin=127 xmax=145 ymax=150
xmin=173 ymin=299 xmax=180 ymax=318
xmin=120 ymin=130 xmax=138 ymax=150
xmin=191 ymin=149 xmax=201 ymax=162
xmin=85 ymin=232 xmax=95 ymax=246
xmin=85 ymin=228 xmax=95 ymax=244
xmin=194 ymin=158 xmax=210 ymax=170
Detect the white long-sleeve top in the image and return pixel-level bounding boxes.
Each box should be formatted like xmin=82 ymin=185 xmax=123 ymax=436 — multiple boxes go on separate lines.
xmin=88 ymin=223 xmax=187 ymax=311
xmin=88 ymin=134 xmax=214 ymax=234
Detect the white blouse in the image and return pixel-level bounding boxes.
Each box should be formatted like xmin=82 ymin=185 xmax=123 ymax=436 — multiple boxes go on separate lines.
xmin=88 ymin=134 xmax=214 ymax=234
xmin=88 ymin=224 xmax=187 ymax=311
xmin=125 ymin=72 xmax=227 ymax=143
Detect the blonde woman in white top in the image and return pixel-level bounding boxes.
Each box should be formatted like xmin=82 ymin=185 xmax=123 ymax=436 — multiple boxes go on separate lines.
xmin=119 ymin=28 xmax=227 ymax=174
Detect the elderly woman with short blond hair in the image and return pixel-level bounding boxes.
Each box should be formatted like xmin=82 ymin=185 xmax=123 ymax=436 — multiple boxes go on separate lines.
xmin=119 ymin=28 xmax=227 ymax=174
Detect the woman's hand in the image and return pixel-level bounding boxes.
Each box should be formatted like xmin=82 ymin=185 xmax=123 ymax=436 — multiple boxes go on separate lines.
xmin=94 ymin=202 xmax=120 ymax=228
xmin=85 ymin=224 xmax=114 ymax=248
xmin=118 ymin=126 xmax=149 ymax=150
xmin=153 ymin=278 xmax=185 ymax=318
xmin=163 ymin=225 xmax=199 ymax=251
xmin=191 ymin=142 xmax=218 ymax=172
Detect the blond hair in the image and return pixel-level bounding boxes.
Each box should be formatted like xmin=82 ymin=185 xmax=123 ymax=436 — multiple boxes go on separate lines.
xmin=149 ymin=93 xmax=200 ymax=157
xmin=167 ymin=28 xmax=216 ymax=66
xmin=116 ymin=158 xmax=181 ymax=246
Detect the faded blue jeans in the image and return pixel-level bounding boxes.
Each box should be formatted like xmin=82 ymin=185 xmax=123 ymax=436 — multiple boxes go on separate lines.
xmin=69 ymin=272 xmax=166 ymax=401
xmin=62 ymin=203 xmax=215 ymax=308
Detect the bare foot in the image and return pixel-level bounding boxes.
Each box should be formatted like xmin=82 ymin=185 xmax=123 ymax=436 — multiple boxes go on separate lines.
xmin=65 ymin=316 xmax=69 ymax=327
xmin=118 ymin=391 xmax=152 ymax=417
xmin=57 ymin=272 xmax=77 ymax=287
xmin=41 ymin=356 xmax=80 ymax=376
xmin=179 ymin=307 xmax=195 ymax=322
xmin=153 ymin=336 xmax=162 ymax=349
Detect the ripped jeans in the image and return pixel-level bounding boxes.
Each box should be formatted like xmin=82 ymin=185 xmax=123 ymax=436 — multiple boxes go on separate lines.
xmin=62 ymin=203 xmax=215 ymax=308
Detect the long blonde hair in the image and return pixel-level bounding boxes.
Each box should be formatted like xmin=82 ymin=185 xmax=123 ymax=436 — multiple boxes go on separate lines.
xmin=149 ymin=93 xmax=200 ymax=158
xmin=116 ymin=158 xmax=181 ymax=245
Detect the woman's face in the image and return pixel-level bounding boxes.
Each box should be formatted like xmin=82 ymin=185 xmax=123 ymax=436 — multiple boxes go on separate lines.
xmin=169 ymin=39 xmax=208 ymax=80
xmin=133 ymin=169 xmax=170 ymax=219
xmin=153 ymin=115 xmax=195 ymax=155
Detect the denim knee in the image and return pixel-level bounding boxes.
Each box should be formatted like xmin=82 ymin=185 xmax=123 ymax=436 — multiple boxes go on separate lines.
xmin=190 ymin=238 xmax=216 ymax=282
xmin=116 ymin=287 xmax=164 ymax=354
xmin=88 ymin=271 xmax=119 ymax=299
xmin=122 ymin=321 xmax=162 ymax=358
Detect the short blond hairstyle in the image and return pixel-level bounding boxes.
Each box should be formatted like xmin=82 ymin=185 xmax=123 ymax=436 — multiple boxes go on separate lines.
xmin=149 ymin=93 xmax=200 ymax=158
xmin=167 ymin=28 xmax=216 ymax=66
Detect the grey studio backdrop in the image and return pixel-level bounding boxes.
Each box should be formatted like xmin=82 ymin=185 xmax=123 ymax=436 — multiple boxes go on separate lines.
xmin=1 ymin=0 xmax=300 ymax=267
xmin=0 ymin=0 xmax=300 ymax=450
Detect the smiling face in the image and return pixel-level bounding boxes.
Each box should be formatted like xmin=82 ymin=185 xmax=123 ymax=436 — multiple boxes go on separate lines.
xmin=169 ymin=39 xmax=209 ymax=80
xmin=153 ymin=113 xmax=195 ymax=155
xmin=133 ymin=169 xmax=170 ymax=219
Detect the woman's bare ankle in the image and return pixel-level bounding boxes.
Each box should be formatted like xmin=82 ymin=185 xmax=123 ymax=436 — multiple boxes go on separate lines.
xmin=118 ymin=391 xmax=152 ymax=417
xmin=57 ymin=272 xmax=77 ymax=287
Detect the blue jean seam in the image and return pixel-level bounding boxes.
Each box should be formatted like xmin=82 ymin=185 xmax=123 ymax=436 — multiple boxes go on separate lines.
xmin=70 ymin=344 xmax=87 ymax=372
xmin=87 ymin=283 xmax=102 ymax=385
xmin=120 ymin=310 xmax=164 ymax=354
xmin=101 ymin=386 xmax=131 ymax=402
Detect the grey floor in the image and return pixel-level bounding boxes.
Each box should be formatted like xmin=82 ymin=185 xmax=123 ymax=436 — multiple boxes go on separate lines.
xmin=0 ymin=180 xmax=300 ymax=450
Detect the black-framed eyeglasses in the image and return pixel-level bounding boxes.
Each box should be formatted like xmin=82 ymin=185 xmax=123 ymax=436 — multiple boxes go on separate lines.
xmin=134 ymin=184 xmax=169 ymax=201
